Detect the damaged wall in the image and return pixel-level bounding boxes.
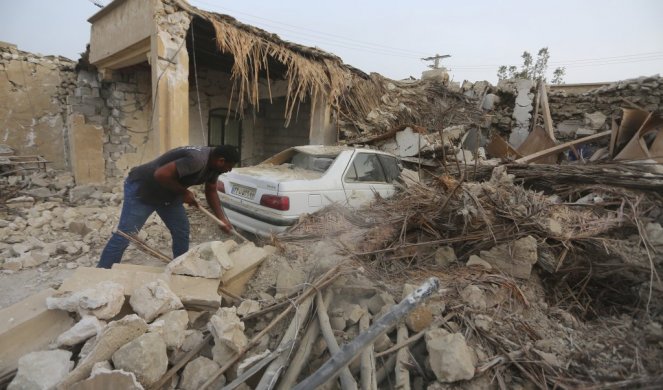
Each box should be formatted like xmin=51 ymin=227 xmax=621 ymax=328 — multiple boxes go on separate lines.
xmin=483 ymin=75 xmax=663 ymax=140
xmin=0 ymin=42 xmax=76 ymax=169
xmin=68 ymin=67 xmax=152 ymax=181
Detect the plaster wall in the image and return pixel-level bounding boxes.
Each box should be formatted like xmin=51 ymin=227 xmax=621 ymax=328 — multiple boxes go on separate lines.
xmin=88 ymin=0 xmax=153 ymax=66
xmin=0 ymin=43 xmax=75 ymax=169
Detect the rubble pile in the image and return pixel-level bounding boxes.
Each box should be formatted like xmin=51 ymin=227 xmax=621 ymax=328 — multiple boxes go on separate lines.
xmin=2 ymin=73 xmax=663 ymax=389
xmin=339 ymin=74 xmax=485 ymax=141
xmin=274 ymin=164 xmax=663 ymax=388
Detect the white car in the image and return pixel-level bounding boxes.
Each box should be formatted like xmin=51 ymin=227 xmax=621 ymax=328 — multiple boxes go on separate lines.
xmin=217 ymin=145 xmax=403 ymax=236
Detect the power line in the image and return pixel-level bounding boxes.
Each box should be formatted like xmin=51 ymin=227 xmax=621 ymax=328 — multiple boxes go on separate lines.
xmin=189 ymin=1 xmax=663 ymax=75
xmin=191 ymin=0 xmax=429 ymax=57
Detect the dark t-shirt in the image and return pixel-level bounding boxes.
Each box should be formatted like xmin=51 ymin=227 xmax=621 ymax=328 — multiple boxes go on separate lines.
xmin=128 ymin=146 xmax=220 ymax=205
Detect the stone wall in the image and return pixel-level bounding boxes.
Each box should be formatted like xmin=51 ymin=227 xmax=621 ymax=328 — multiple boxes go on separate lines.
xmin=68 ymin=67 xmax=152 ymax=180
xmin=255 ymin=97 xmax=311 ymax=160
xmin=471 ymin=74 xmax=663 ymax=142
xmin=0 ymin=42 xmax=76 ymax=169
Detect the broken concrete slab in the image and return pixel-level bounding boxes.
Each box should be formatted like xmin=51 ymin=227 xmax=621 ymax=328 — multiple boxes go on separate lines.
xmin=180 ymin=356 xmax=222 ymax=390
xmin=236 ymin=299 xmax=261 ymax=317
xmin=221 ymin=242 xmax=276 ymax=286
xmin=8 ymin=350 xmax=73 ymax=390
xmin=166 ymin=241 xmax=234 ymax=279
xmin=58 ymin=266 xmax=222 ymax=309
xmin=111 ymin=332 xmax=168 ymax=387
xmin=154 ymin=309 xmax=188 ymax=349
xmin=56 ymin=316 xmax=106 ymax=347
xmin=47 ymin=281 xmax=125 ymax=320
xmin=478 ymin=235 xmax=538 ymax=279
xmin=129 ymin=279 xmax=184 ymax=322
xmin=0 ymin=289 xmax=74 ymax=380
xmin=395 ymin=127 xmax=430 ymax=157
xmin=69 ymin=368 xmax=144 ymax=390
xmin=425 ymin=329 xmax=475 ymax=383
xmin=208 ymin=307 xmax=247 ymax=354
xmin=57 ymin=314 xmax=148 ymax=388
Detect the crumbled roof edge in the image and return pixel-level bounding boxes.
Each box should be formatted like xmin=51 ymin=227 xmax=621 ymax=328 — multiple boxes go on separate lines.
xmin=172 ymin=0 xmax=369 ymax=79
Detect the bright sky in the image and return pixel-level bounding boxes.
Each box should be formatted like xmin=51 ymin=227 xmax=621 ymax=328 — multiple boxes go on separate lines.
xmin=1 ymin=0 xmax=662 ymax=84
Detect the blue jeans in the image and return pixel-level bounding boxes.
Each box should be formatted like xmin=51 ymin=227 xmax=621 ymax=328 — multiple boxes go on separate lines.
xmin=97 ymin=179 xmax=190 ymax=269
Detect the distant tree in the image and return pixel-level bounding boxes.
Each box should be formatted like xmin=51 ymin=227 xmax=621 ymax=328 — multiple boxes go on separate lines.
xmin=497 ymin=47 xmax=565 ymax=83
xmin=552 ymin=67 xmax=566 ymax=84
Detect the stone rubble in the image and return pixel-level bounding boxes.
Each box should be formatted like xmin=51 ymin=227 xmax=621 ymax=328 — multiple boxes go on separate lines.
xmin=425 ymin=329 xmax=476 ymax=383
xmin=111 ymin=332 xmax=169 ymax=387
xmin=129 ymin=279 xmax=184 ymax=322
xmin=180 ymin=356 xmax=222 ymax=390
xmin=8 ymin=350 xmax=73 ymax=390
xmin=154 ymin=309 xmax=189 ymax=349
xmin=166 ymin=241 xmax=234 ymax=279
xmin=56 ymin=316 xmax=106 ymax=347
xmin=46 ymin=281 xmax=125 ymax=320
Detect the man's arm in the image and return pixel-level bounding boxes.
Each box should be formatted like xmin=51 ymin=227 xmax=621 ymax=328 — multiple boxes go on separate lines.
xmin=153 ymin=162 xmax=198 ymax=206
xmin=205 ymin=181 xmax=233 ymax=233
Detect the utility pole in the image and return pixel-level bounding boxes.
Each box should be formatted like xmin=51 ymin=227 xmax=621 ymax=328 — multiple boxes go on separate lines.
xmin=421 ymin=54 xmax=451 ymax=69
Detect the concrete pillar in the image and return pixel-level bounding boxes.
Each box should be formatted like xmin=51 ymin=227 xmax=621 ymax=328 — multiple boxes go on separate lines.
xmin=309 ymin=95 xmax=336 ymax=145
xmin=150 ymin=19 xmax=190 ymax=153
xmin=68 ymin=114 xmax=105 ymax=184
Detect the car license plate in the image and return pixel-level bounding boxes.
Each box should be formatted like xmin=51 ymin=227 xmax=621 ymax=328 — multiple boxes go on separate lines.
xmin=231 ymin=183 xmax=256 ymax=200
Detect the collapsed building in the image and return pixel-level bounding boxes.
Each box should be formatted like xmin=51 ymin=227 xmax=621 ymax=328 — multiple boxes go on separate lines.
xmin=1 ymin=0 xmax=663 ymax=389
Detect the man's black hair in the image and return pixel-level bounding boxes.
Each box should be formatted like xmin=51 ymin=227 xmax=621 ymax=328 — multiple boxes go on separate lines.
xmin=211 ymin=145 xmax=240 ymax=164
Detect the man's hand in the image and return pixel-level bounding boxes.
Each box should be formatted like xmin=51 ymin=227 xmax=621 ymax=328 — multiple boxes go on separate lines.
xmin=219 ymin=217 xmax=233 ymax=234
xmin=182 ymin=190 xmax=199 ymax=207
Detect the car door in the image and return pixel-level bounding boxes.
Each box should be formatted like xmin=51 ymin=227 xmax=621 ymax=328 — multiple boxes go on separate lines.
xmin=341 ymin=152 xmax=398 ymax=207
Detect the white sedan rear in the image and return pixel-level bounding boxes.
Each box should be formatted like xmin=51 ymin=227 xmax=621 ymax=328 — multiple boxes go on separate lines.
xmin=217 ymin=145 xmax=402 ymax=236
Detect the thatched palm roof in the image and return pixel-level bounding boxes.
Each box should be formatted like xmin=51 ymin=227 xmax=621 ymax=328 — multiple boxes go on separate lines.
xmin=173 ymin=0 xmax=373 ymax=125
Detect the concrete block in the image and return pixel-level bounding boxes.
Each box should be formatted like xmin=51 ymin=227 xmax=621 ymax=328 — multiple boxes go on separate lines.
xmin=58 ymin=314 xmax=148 ymax=388
xmin=8 ymin=350 xmax=73 ymax=390
xmin=0 ymin=289 xmax=74 ymax=381
xmin=112 ymin=332 xmax=168 ymax=387
xmin=58 ymin=265 xmax=222 ymax=309
xmin=129 ymin=280 xmax=183 ymax=322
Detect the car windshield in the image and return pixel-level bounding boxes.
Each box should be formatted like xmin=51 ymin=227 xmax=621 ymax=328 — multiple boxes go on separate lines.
xmin=288 ymin=151 xmax=336 ymax=173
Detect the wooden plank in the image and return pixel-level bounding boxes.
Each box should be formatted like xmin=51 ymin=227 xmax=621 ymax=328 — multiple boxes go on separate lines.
xmin=515 ymin=130 xmax=612 ymax=164
xmin=617 ymin=108 xmax=649 ymax=148
xmin=59 ymin=267 xmax=221 ymax=308
xmin=516 ymin=126 xmax=558 ymax=164
xmin=650 ymin=128 xmax=663 ymax=163
xmin=614 ymin=113 xmax=663 ymax=161
xmin=486 ymin=134 xmax=523 ymax=159
xmin=530 ymin=82 xmax=541 ymax=132
xmin=0 ymin=289 xmax=74 ymax=379
xmin=538 ymin=81 xmax=556 ymax=141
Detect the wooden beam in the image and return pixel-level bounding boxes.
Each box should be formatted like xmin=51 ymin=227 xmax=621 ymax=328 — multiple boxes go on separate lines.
xmin=515 ymin=130 xmax=611 ymax=164
xmin=538 ymin=80 xmax=556 ymax=141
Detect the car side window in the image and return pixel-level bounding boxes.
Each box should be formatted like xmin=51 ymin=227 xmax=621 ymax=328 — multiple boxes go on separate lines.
xmin=377 ymin=155 xmax=401 ymax=183
xmin=345 ymin=153 xmax=387 ymax=183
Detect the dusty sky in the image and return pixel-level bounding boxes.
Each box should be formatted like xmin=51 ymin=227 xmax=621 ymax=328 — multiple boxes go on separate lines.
xmin=1 ymin=0 xmax=661 ymax=84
